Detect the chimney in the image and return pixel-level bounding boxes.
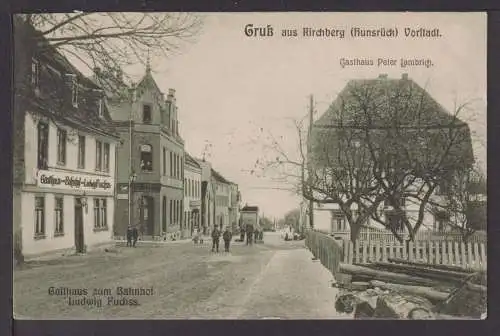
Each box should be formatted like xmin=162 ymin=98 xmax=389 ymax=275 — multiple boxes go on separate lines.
xmin=167 ymin=88 xmax=176 ymax=102
xmin=378 ymin=74 xmax=388 ymax=79
xmin=402 ymin=73 xmax=408 ymax=80
xmin=94 ymin=67 xmax=101 ymax=78
xmin=128 ymin=82 xmax=137 ymax=102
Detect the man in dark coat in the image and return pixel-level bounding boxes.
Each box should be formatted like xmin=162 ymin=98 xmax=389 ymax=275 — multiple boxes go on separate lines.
xmin=126 ymin=225 xmax=133 ymax=247
xmin=254 ymin=229 xmax=259 ymax=243
xmin=132 ymin=225 xmax=139 ymax=247
xmin=223 ymin=227 xmax=232 ymax=252
xmin=246 ymin=224 xmax=254 ymax=245
xmin=211 ymin=226 xmax=221 ymax=252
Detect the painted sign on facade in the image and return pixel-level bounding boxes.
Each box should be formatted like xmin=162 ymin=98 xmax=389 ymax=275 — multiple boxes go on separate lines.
xmin=36 ymin=170 xmax=114 ymax=194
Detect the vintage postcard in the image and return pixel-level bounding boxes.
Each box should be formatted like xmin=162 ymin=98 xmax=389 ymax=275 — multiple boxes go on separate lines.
xmin=13 ymin=12 xmax=486 ymax=319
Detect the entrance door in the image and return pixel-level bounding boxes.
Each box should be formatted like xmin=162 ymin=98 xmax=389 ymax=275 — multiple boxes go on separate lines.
xmin=141 ymin=196 xmax=155 ymax=236
xmin=74 ymin=198 xmax=85 ymax=253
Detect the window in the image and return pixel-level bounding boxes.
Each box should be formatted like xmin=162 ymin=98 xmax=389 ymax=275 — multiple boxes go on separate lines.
xmin=94 ymin=199 xmax=100 ymax=228
xmin=94 ymin=198 xmax=108 ymax=230
xmin=143 ymin=104 xmax=152 ymax=124
xmin=101 ymin=199 xmax=107 ymax=228
xmin=78 ymin=135 xmax=85 ymax=168
xmin=34 ymin=196 xmax=45 ymax=237
xmin=37 ymin=122 xmax=49 ymax=169
xmin=434 ymin=211 xmax=449 ymax=232
xmin=31 ymin=59 xmax=40 ymax=90
xmin=386 ymin=211 xmax=405 ymax=232
xmin=72 ymin=79 xmax=79 ymax=107
xmin=169 ymin=199 xmax=173 ymax=225
xmin=54 ymin=196 xmax=64 ymax=235
xmin=103 ymin=143 xmax=110 ymax=172
xmin=98 ymin=99 xmax=104 ymax=118
xmin=56 ymin=128 xmax=67 ymax=165
xmin=163 ymin=147 xmax=167 ymax=176
xmin=162 ymin=196 xmax=167 ymax=232
xmin=95 ymin=140 xmax=102 ymax=170
xmin=170 ymin=152 xmax=173 ymax=177
xmin=184 ymin=179 xmax=187 ymax=196
xmin=173 ymin=154 xmax=177 ymax=178
xmin=140 ymin=144 xmax=153 ymax=172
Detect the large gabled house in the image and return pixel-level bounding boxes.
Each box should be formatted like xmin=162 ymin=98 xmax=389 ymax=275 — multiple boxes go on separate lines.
xmin=94 ymin=63 xmax=186 ymax=241
xmin=13 ymin=19 xmax=120 ymax=259
xmin=307 ymin=73 xmax=476 ymax=238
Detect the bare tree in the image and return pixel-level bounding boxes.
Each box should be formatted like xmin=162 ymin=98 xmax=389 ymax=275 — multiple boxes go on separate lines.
xmin=429 ymin=165 xmax=486 ymax=242
xmin=255 ymin=77 xmax=477 ymax=243
xmin=18 ymin=12 xmax=203 ymax=77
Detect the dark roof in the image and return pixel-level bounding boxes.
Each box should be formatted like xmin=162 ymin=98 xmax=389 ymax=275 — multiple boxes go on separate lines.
xmin=310 ymin=75 xmax=474 ymax=171
xmin=136 ymin=67 xmax=163 ymax=97
xmin=241 ymin=205 xmax=259 ymax=212
xmin=18 ymin=20 xmax=119 ymax=139
xmin=211 ymin=168 xmax=232 ymax=184
xmin=185 ymin=152 xmax=201 ymax=169
xmin=314 ymin=76 xmax=467 ymax=128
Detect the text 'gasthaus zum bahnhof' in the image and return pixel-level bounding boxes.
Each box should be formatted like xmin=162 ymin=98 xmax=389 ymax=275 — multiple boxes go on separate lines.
xmin=243 ymin=24 xmax=442 ymax=39
xmin=48 ymin=286 xmax=155 ymax=308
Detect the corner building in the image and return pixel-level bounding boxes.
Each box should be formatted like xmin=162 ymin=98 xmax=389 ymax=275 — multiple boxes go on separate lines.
xmin=99 ymin=65 xmax=185 ymax=240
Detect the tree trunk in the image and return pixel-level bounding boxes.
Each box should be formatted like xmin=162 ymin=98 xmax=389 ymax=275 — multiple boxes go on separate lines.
xmin=370 ymin=280 xmax=449 ymax=302
xmin=339 ymin=263 xmax=443 ymax=287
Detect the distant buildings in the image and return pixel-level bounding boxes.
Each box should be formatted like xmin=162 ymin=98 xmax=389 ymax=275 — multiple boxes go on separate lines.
xmin=229 ymin=183 xmax=242 ymax=232
xmin=13 ymin=20 xmax=120 ymax=257
xmin=212 ymin=168 xmax=232 ymax=230
xmin=184 ymin=153 xmax=202 ymax=236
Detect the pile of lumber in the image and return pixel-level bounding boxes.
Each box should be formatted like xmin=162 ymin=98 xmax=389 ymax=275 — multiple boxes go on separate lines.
xmin=334 ymin=258 xmax=486 ymax=319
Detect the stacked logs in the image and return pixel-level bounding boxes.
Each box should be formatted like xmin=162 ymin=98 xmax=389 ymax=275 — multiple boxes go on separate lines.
xmin=334 ymin=258 xmax=486 ymax=319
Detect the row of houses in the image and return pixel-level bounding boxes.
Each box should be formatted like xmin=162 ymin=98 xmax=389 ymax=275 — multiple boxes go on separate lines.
xmin=13 ymin=19 xmax=240 ymax=258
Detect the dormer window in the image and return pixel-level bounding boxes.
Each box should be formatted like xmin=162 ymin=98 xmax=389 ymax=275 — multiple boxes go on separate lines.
xmin=143 ymin=104 xmax=152 ymax=124
xmin=98 ymin=98 xmax=104 ymax=118
xmin=31 ymin=58 xmax=40 ymax=90
xmin=72 ymin=80 xmax=78 ymax=107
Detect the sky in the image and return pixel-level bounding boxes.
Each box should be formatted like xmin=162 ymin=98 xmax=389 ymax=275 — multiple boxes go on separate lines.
xmin=72 ymin=12 xmax=487 ymax=220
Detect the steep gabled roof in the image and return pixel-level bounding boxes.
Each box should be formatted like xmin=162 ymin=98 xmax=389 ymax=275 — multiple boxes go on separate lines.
xmin=314 ymin=76 xmax=467 ymax=128
xmin=135 ymin=67 xmax=163 ymax=98
xmin=211 ymin=168 xmax=232 ymax=184
xmin=185 ymin=152 xmax=201 ymax=169
xmin=18 ymin=21 xmax=119 ymax=139
xmin=310 ymin=75 xmax=474 ymax=171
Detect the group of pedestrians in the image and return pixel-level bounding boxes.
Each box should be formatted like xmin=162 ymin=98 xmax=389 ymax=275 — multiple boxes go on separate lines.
xmin=211 ymin=226 xmax=233 ymax=253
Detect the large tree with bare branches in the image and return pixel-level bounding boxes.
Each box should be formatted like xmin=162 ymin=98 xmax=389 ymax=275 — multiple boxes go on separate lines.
xmin=256 ymin=75 xmax=477 ymax=243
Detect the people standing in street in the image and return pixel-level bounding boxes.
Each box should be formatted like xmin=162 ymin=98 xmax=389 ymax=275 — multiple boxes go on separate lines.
xmin=223 ymin=227 xmax=232 ymax=252
xmin=126 ymin=225 xmax=133 ymax=247
xmin=246 ymin=223 xmax=254 ymax=245
xmin=254 ymin=229 xmax=259 ymax=243
xmin=211 ymin=226 xmax=221 ymax=252
xmin=132 ymin=225 xmax=139 ymax=247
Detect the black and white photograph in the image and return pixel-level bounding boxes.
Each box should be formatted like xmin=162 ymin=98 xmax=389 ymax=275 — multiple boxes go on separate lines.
xmin=12 ymin=12 xmax=486 ymax=319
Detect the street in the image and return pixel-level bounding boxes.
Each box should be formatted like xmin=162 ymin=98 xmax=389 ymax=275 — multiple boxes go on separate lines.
xmin=14 ymin=232 xmax=344 ymax=319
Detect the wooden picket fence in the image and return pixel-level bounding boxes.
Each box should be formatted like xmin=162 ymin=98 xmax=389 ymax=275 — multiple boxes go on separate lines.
xmin=341 ymin=240 xmax=487 ymax=270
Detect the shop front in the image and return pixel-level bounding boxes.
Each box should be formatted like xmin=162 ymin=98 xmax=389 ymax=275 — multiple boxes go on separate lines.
xmin=21 ymin=169 xmax=115 ymax=256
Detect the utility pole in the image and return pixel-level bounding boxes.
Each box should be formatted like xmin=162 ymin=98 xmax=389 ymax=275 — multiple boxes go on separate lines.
xmin=307 ymin=94 xmax=314 ymax=230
